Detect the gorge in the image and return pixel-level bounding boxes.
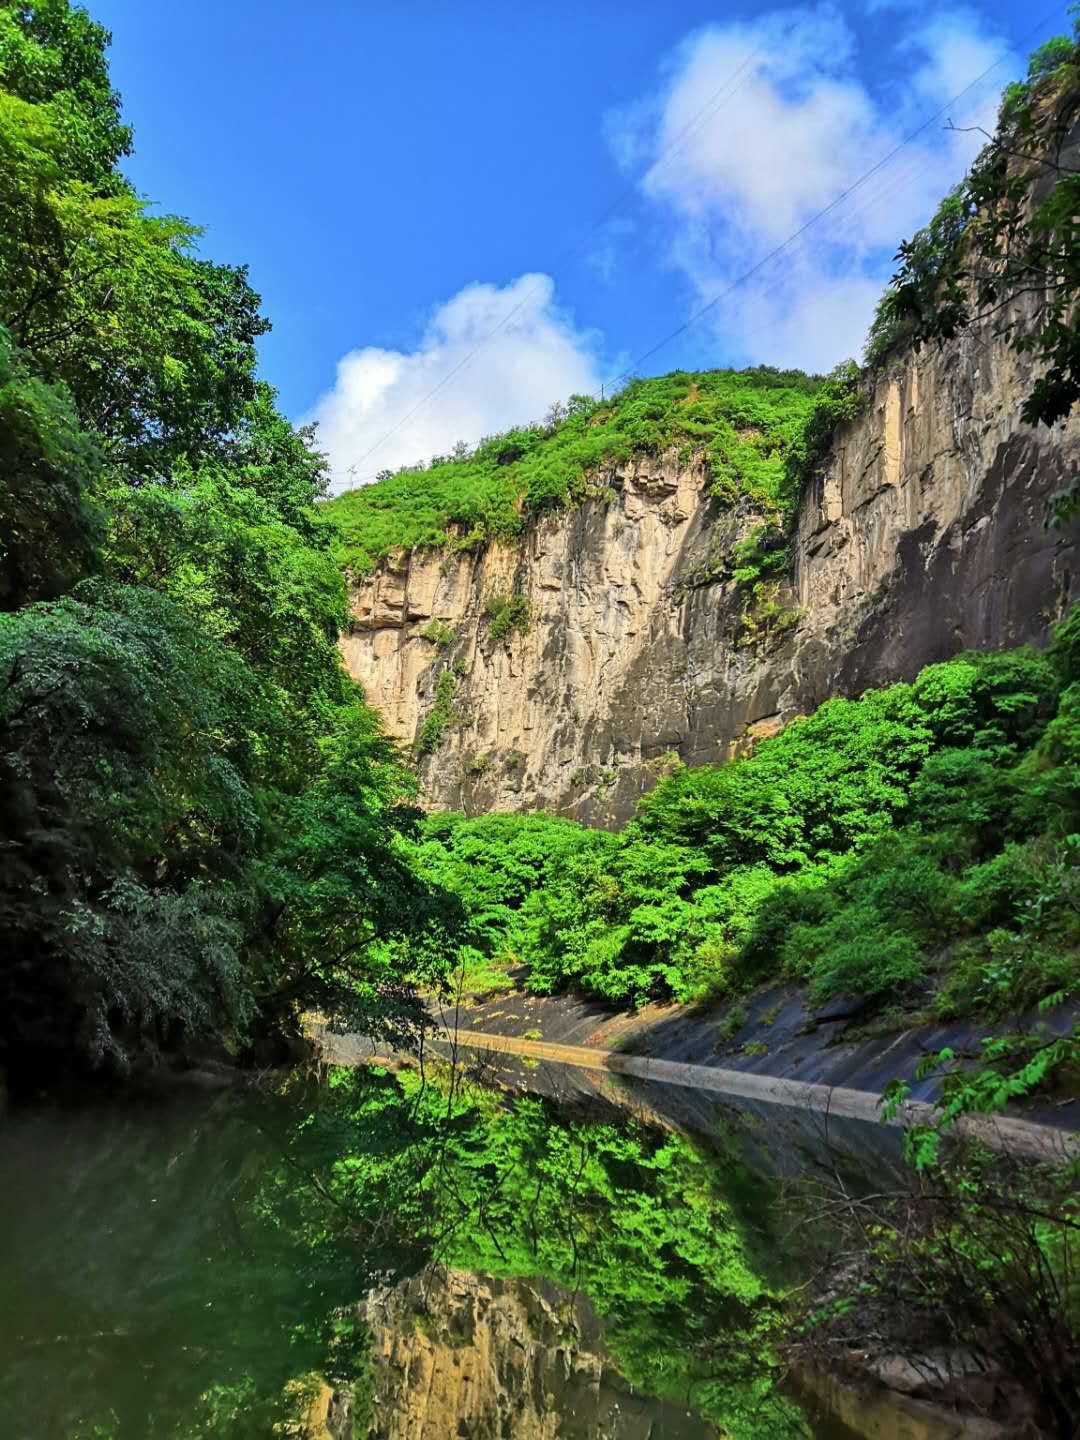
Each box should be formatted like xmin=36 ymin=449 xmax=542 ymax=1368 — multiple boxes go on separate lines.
xmin=2 ymin=3 xmax=1079 ymax=1437
xmin=341 ymin=300 xmax=1079 ymax=826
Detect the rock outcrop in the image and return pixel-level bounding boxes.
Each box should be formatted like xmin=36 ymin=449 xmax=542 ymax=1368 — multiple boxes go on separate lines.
xmin=342 ymin=310 xmax=1079 ymax=827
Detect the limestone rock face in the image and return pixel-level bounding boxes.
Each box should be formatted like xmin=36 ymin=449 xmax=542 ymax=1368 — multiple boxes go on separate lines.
xmin=341 ymin=313 xmax=1079 ymax=827
xmin=354 ymin=1267 xmax=714 ymax=1440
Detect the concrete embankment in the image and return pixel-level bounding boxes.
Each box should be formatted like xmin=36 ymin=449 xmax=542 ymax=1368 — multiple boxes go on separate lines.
xmin=313 ymin=977 xmax=1079 ymax=1161
xmin=426 ymin=1026 xmax=1075 ymax=1162
xmin=420 ymin=980 xmax=1078 ymax=1127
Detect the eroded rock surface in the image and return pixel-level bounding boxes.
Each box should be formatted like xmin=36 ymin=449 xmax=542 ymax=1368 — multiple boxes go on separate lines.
xmin=342 ymin=313 xmax=1079 ymax=826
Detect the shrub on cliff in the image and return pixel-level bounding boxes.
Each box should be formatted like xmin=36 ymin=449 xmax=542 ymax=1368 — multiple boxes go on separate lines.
xmin=324 ymin=368 xmax=832 ymax=578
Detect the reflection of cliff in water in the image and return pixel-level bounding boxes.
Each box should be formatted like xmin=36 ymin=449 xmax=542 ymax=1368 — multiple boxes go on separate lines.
xmin=359 ymin=1266 xmax=720 ymax=1440
xmin=0 ymin=1066 xmax=998 ymax=1440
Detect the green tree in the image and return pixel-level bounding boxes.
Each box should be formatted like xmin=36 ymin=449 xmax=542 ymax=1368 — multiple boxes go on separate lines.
xmin=0 ymin=583 xmax=262 ymax=1076
xmin=0 ymin=16 xmax=267 ymax=476
xmin=0 ymin=1 xmax=469 ymax=1089
xmin=867 ymin=24 xmax=1080 ymax=516
xmin=0 ymin=321 xmax=100 ymax=607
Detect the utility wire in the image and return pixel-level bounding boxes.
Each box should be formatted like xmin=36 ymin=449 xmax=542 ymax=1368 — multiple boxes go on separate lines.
xmin=339 ymin=44 xmax=764 ymax=482
xmin=340 ymin=8 xmax=1058 ymax=485
xmin=601 ymin=10 xmax=1058 ymax=390
xmin=735 ymin=151 xmax=945 ymax=342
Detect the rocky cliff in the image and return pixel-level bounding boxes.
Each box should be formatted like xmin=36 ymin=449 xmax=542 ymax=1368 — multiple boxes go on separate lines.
xmin=341 ymin=312 xmax=1079 ymax=827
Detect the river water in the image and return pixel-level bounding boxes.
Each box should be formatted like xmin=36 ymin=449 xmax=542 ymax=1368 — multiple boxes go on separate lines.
xmin=0 ymin=1058 xmax=906 ymax=1439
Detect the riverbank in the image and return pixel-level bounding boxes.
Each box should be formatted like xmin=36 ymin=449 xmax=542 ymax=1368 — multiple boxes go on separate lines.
xmin=420 ymin=979 xmax=1080 ymax=1135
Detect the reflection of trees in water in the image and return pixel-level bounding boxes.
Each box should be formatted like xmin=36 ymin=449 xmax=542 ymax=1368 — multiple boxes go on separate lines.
xmin=321 ymin=1065 xmax=813 ymax=1439
xmin=0 ymin=1070 xmax=815 ymax=1438
xmin=0 ymin=1084 xmax=402 ymax=1439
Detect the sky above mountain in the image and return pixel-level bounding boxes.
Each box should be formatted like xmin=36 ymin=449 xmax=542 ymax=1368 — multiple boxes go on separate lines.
xmin=92 ymin=0 xmax=1064 ymax=489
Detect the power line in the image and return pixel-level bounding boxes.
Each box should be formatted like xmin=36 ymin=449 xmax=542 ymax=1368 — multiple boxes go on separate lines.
xmin=601 ymin=10 xmax=1058 ymax=390
xmin=339 ymin=43 xmax=765 ymax=482
xmin=348 ymin=144 xmax=947 ymax=489
xmin=733 ymin=152 xmax=945 ymax=343
xmin=340 ymin=8 xmax=1058 ymax=486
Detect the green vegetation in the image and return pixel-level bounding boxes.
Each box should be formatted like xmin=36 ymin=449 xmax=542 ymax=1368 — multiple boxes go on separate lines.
xmin=307 ymin=1065 xmax=805 ymax=1439
xmin=867 ymin=13 xmax=1080 ymax=518
xmin=484 ymin=591 xmax=531 ymax=644
xmin=416 ymin=615 xmax=1080 ymax=1011
xmin=797 ymin=1010 xmax=1080 ymax=1438
xmin=408 ymin=811 xmax=614 ymax=988
xmin=0 ymin=2 xmax=461 ymax=1092
xmin=325 ymin=364 xmax=862 ymax=578
xmin=417 ymin=616 xmax=454 ymax=648
xmin=414 ymin=659 xmax=469 ymax=754
xmin=416 ymin=667 xmax=460 ymax=753
xmin=0 ymin=1068 xmax=820 ymax=1439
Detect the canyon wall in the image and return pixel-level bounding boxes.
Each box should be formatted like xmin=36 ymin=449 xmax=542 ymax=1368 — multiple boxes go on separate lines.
xmin=341 ymin=314 xmax=1079 ymax=827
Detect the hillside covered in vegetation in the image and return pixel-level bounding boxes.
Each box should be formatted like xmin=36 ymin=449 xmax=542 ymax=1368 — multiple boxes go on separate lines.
xmin=409 ymin=617 xmax=1080 ymax=1020
xmin=0 ymin=0 xmax=464 ymax=1093
xmin=325 ymin=364 xmax=859 ymax=577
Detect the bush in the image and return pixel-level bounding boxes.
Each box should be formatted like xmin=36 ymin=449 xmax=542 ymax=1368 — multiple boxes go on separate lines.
xmin=808 ymin=930 xmax=926 ymax=1001
xmin=416 ymin=669 xmax=458 ymax=754
xmin=417 ymin=618 xmax=454 ymax=649
xmin=416 ymin=622 xmax=1080 ymax=1016
xmin=324 ymin=368 xmax=830 ymax=577
xmin=484 ymin=593 xmax=531 ymax=645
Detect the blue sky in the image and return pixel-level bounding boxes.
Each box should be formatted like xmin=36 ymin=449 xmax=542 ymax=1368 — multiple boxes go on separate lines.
xmin=90 ymin=1 xmax=1064 ymax=488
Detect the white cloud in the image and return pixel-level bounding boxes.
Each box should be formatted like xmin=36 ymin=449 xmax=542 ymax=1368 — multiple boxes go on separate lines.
xmin=308 ymin=274 xmax=603 ymax=492
xmin=585 ymin=218 xmax=636 ymax=285
xmin=607 ymin=5 xmax=1011 ymax=371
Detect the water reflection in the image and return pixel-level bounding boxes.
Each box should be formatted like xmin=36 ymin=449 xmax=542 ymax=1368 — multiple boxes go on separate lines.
xmin=363 ymin=1267 xmax=719 ymax=1439
xmin=0 ymin=1066 xmax=841 ymax=1439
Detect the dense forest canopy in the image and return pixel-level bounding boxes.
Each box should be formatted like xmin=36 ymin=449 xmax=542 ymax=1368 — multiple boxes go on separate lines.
xmin=0 ymin=0 xmax=463 ymax=1092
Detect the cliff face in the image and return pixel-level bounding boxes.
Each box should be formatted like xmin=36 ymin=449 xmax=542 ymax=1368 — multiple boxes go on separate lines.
xmin=341 ymin=313 xmax=1079 ymax=827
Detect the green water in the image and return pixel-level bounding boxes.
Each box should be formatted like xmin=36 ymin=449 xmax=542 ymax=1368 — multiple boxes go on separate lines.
xmin=0 ymin=1066 xmax=858 ymax=1439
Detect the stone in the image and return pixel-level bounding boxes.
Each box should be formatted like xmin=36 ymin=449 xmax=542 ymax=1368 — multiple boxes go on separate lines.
xmin=341 ymin=291 xmax=1079 ymax=829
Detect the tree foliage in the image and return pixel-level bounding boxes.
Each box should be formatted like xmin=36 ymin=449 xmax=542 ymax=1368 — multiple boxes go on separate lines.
xmin=324 ymin=366 xmax=844 ymax=578
xmin=0 ymin=321 xmax=100 ymax=607
xmin=867 ymin=20 xmax=1080 ymax=516
xmin=0 ymin=1 xmax=269 ymax=477
xmin=0 ymin=0 xmax=461 ymax=1089
xmin=425 ymin=621 xmax=1080 ymax=1011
